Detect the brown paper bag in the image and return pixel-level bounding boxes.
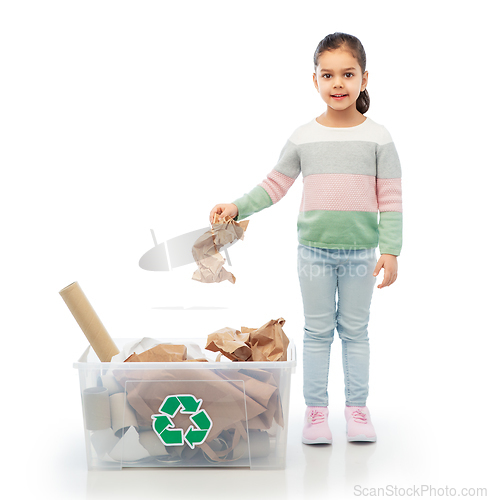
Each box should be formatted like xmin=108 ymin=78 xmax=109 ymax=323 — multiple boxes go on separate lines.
xmin=245 ymin=318 xmax=289 ymax=362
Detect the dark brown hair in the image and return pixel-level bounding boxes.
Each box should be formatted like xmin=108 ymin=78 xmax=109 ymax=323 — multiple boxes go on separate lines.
xmin=313 ymin=32 xmax=370 ymax=114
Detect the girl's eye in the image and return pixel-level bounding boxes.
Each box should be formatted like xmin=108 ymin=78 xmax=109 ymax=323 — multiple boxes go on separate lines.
xmin=322 ymin=73 xmax=354 ymax=79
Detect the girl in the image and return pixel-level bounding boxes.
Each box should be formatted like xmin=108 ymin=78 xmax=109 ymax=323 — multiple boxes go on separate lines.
xmin=209 ymin=32 xmax=402 ymax=444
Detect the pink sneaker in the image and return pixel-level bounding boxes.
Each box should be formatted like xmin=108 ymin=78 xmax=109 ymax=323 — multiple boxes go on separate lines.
xmin=345 ymin=406 xmax=377 ymax=442
xmin=302 ymin=406 xmax=332 ymax=444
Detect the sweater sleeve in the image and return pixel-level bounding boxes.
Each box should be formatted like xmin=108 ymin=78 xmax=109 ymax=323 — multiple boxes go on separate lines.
xmin=233 ymin=139 xmax=301 ymax=221
xmin=376 ymin=126 xmax=403 ymax=256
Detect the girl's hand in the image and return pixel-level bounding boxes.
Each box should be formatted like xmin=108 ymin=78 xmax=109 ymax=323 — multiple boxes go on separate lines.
xmin=209 ymin=203 xmax=238 ymax=223
xmin=373 ymin=254 xmax=398 ymax=289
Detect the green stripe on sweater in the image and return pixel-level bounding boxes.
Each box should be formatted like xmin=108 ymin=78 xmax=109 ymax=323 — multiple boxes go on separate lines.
xmin=378 ymin=211 xmax=402 ymax=256
xmin=297 ymin=210 xmax=379 ymax=250
xmin=234 ymin=185 xmax=272 ymax=221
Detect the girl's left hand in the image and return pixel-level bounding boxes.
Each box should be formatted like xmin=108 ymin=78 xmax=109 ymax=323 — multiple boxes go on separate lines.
xmin=373 ymin=254 xmax=398 ymax=289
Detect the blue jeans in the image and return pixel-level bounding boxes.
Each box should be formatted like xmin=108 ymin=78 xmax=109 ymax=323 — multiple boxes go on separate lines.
xmin=297 ymin=244 xmax=377 ymax=407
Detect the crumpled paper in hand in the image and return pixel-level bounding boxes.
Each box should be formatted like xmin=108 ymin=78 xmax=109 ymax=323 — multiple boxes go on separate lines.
xmin=191 ymin=215 xmax=249 ymax=284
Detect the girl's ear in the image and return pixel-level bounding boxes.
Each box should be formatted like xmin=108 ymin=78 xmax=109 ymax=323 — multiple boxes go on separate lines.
xmin=312 ymin=72 xmax=319 ymax=91
xmin=361 ymin=70 xmax=369 ymax=91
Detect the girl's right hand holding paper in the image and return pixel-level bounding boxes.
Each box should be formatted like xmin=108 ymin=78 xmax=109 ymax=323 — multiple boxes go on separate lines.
xmin=209 ymin=203 xmax=238 ymax=223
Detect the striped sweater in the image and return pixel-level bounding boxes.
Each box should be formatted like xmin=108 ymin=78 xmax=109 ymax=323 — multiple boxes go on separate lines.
xmin=233 ymin=116 xmax=403 ymax=256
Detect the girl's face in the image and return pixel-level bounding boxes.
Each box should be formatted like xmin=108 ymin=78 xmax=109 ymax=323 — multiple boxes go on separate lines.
xmin=313 ymin=48 xmax=368 ymax=113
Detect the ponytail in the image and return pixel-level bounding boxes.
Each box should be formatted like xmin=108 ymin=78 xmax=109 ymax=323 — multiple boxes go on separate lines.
xmin=357 ymin=88 xmax=370 ymax=114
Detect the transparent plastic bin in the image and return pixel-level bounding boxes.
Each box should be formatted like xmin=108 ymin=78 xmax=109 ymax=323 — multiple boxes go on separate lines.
xmin=73 ymin=338 xmax=296 ymax=470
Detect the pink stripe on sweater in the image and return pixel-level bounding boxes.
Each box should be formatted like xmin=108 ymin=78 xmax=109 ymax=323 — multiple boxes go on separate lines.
xmin=376 ymin=178 xmax=402 ymax=212
xmin=259 ymin=170 xmax=296 ymax=204
xmin=299 ymin=173 xmax=378 ymax=212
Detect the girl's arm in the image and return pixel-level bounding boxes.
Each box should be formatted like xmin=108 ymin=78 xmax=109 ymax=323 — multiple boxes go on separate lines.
xmin=375 ymin=126 xmax=402 ymax=288
xmin=209 ymin=138 xmax=301 ymax=223
xmin=376 ymin=126 xmax=402 ymax=257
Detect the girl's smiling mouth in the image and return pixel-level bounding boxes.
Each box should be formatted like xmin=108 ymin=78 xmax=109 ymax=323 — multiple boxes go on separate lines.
xmin=331 ymin=94 xmax=348 ymax=100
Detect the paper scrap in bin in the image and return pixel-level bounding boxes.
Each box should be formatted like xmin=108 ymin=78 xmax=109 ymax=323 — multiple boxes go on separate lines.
xmin=112 ymin=367 xmax=283 ymax=464
xmin=206 ymin=318 xmax=289 ymax=362
xmin=192 ymin=216 xmax=249 ymax=284
xmin=125 ymin=344 xmax=187 ymax=363
xmin=75 ymin=337 xmax=296 ymax=468
xmin=111 ymin=338 xmax=210 ymax=363
xmin=109 ymin=426 xmax=150 ymax=462
xmin=206 ymin=327 xmax=253 ymax=361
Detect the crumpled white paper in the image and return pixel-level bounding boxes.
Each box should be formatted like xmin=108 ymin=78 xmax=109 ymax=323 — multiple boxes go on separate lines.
xmin=109 ymin=426 xmax=150 ymax=462
xmin=110 ymin=337 xmax=210 ymax=362
xmin=90 ymin=428 xmax=119 ymax=458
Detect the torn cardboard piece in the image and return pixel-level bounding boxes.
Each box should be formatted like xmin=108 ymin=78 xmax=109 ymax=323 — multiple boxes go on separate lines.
xmin=191 ymin=216 xmax=249 ymax=284
xmin=205 ymin=318 xmax=289 ymax=362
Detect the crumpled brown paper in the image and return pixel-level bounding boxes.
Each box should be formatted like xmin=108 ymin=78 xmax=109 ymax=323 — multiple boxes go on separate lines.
xmin=191 ymin=215 xmax=249 ymax=284
xmin=123 ymin=344 xmax=210 ymax=363
xmin=124 ymin=344 xmax=187 ymax=363
xmin=244 ymin=318 xmax=290 ymax=362
xmin=205 ymin=318 xmax=289 ymax=362
xmin=206 ymin=327 xmax=253 ymax=361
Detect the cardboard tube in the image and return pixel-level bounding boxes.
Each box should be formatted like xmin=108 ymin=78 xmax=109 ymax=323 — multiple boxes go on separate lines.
xmin=100 ymin=372 xmax=124 ymax=395
xmin=110 ymin=392 xmax=139 ymax=438
xmin=59 ymin=281 xmax=119 ymax=362
xmin=233 ymin=430 xmax=270 ymax=460
xmin=165 ymin=443 xmax=200 ymax=460
xmin=138 ymin=430 xmax=169 ymax=457
xmin=83 ymin=387 xmax=111 ymax=430
xmin=202 ymin=437 xmax=231 ymax=463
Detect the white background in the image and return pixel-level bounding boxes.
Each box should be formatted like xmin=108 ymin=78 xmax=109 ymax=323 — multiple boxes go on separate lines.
xmin=1 ymin=1 xmax=487 ymax=499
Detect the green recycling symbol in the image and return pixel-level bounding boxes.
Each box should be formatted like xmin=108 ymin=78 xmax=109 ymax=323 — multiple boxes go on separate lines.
xmin=151 ymin=394 xmax=213 ymax=449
